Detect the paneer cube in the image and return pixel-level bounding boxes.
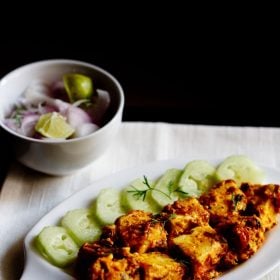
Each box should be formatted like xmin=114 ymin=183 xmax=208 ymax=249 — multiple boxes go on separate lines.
xmin=171 ymin=225 xmax=227 ymax=280
xmin=116 ymin=210 xmax=167 ymax=253
xmin=241 ymin=183 xmax=280 ymax=231
xmin=163 ymin=198 xmax=210 ymax=238
xmin=134 ymin=252 xmax=187 ymax=280
xmin=215 ymin=215 xmax=265 ymax=262
xmin=91 ymin=254 xmax=140 ymax=280
xmin=199 ymin=180 xmax=247 ymax=224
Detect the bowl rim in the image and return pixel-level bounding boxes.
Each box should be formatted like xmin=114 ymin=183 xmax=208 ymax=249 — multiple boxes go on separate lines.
xmin=0 ymin=59 xmax=124 ymax=144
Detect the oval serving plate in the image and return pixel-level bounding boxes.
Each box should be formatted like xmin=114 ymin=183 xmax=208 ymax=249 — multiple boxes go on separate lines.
xmin=21 ymin=158 xmax=280 ymax=280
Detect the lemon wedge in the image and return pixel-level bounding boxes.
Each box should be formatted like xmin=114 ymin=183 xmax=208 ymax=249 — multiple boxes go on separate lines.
xmin=35 ymin=112 xmax=75 ymax=139
xmin=63 ymin=73 xmax=94 ymax=103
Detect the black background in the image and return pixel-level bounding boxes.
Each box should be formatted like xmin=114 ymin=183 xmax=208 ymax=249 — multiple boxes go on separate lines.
xmin=0 ymin=38 xmax=277 ymax=126
xmin=0 ymin=19 xmax=277 ymax=182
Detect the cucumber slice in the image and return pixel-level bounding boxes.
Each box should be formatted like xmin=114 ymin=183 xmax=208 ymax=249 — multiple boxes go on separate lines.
xmin=216 ymin=155 xmax=265 ymax=185
xmin=178 ymin=160 xmax=216 ymax=196
xmin=122 ymin=177 xmax=160 ymax=213
xmin=151 ymin=168 xmax=182 ymax=208
xmin=36 ymin=226 xmax=79 ymax=267
xmin=61 ymin=208 xmax=101 ymax=246
xmin=94 ymin=188 xmax=125 ymax=226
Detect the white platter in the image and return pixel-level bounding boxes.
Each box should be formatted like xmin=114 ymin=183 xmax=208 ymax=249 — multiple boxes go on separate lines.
xmin=21 ymin=158 xmax=280 ymax=280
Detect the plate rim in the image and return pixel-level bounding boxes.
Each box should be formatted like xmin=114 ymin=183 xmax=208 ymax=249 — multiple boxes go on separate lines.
xmin=21 ymin=158 xmax=280 ymax=280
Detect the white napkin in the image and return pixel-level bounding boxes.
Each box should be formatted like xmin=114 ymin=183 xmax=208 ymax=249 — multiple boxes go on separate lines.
xmin=1 ymin=122 xmax=280 ymax=279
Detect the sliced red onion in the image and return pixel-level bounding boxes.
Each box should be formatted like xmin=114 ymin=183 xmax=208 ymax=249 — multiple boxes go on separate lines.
xmin=52 ymin=99 xmax=70 ymax=113
xmin=4 ymin=119 xmax=19 ymax=131
xmin=74 ymin=123 xmax=99 ymax=138
xmin=88 ymin=89 xmax=110 ymax=125
xmin=66 ymin=106 xmax=91 ymax=129
xmin=23 ymin=80 xmax=71 ymax=114
xmin=24 ymin=80 xmax=51 ymax=105
xmin=5 ymin=79 xmax=110 ymax=140
xmin=72 ymin=99 xmax=89 ymax=107
xmin=38 ymin=103 xmax=56 ymax=115
xmin=51 ymin=80 xmax=69 ymax=102
xmin=20 ymin=114 xmax=40 ymax=137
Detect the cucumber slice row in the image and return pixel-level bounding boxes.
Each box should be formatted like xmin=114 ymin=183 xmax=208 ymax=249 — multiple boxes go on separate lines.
xmin=36 ymin=155 xmax=265 ymax=268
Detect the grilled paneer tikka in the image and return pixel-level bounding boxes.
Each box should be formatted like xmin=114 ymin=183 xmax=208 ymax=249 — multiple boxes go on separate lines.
xmin=75 ymin=180 xmax=280 ymax=280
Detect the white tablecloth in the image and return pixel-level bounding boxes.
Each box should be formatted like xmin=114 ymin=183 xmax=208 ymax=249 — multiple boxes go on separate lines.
xmin=1 ymin=122 xmax=280 ymax=280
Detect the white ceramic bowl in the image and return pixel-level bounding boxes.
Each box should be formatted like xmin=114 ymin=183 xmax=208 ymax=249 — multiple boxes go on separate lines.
xmin=0 ymin=59 xmax=124 ymax=175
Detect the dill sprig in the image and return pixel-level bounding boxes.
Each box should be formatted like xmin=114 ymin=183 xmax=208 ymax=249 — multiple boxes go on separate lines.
xmin=127 ymin=176 xmax=190 ymax=202
xmin=168 ymin=181 xmax=189 ymax=197
xmin=173 ymin=187 xmax=189 ymax=197
xmin=167 ymin=181 xmax=174 ymax=195
xmin=127 ymin=175 xmax=172 ymax=201
xmin=12 ymin=106 xmax=24 ymax=126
